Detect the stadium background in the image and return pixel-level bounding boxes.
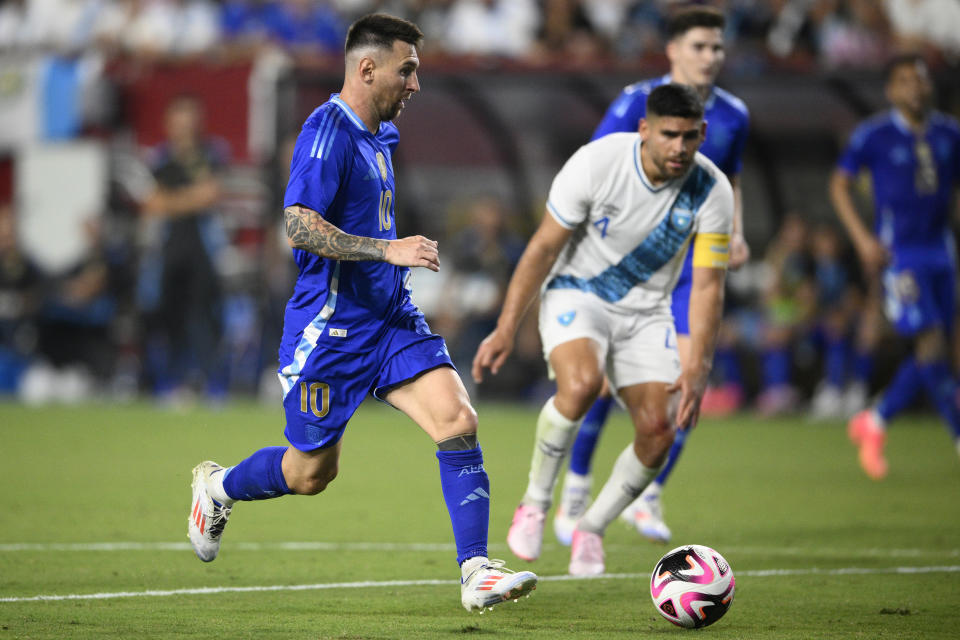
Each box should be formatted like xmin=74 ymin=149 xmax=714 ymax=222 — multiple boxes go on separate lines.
xmin=1 ymin=0 xmax=959 ymax=410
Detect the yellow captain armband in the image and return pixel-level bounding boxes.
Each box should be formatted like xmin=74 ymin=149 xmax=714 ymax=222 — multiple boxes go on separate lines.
xmin=692 ymin=233 xmax=731 ymax=269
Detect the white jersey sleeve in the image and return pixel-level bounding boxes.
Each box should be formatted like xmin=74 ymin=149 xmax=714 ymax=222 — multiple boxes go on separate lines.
xmin=693 ymin=165 xmax=734 ymax=236
xmin=546 ymin=144 xmax=594 ymax=229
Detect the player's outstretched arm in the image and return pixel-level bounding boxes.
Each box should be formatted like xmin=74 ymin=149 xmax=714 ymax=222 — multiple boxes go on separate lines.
xmin=828 ymin=169 xmax=888 ymax=276
xmin=669 ymin=265 xmax=725 ymax=429
xmin=284 ymin=204 xmax=439 ymax=270
xmin=471 ymin=212 xmax=572 ymax=383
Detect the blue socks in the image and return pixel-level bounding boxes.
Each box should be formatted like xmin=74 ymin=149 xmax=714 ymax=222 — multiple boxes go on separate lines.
xmin=655 ymin=427 xmax=688 ymax=485
xmin=876 ymin=359 xmax=923 ymax=422
xmin=436 ymin=447 xmax=489 ymax=565
xmin=222 ymin=446 xmax=292 ymax=501
xmin=713 ymin=346 xmax=743 ymax=387
xmin=824 ymin=335 xmax=850 ymax=388
xmin=917 ymin=360 xmax=960 ymax=439
xmin=569 ymin=396 xmax=614 ymax=476
xmin=852 ymin=347 xmax=873 ymax=386
xmin=762 ymin=346 xmax=791 ymax=388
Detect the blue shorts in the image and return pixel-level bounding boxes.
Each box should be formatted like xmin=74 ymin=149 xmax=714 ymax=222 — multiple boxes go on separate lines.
xmin=670 ymin=248 xmax=694 ymax=336
xmin=882 ymin=258 xmax=955 ymax=337
xmin=280 ymin=310 xmax=454 ymax=451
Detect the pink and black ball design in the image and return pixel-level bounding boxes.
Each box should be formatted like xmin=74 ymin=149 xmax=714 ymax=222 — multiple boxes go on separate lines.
xmin=649 ymin=544 xmax=735 ymax=629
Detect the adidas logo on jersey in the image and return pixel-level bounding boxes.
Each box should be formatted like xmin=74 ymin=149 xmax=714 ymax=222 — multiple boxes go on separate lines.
xmin=460 ymin=486 xmax=490 ymax=506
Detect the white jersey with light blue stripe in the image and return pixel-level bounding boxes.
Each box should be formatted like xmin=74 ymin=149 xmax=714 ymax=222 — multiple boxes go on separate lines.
xmin=545 ymin=132 xmax=733 ymax=313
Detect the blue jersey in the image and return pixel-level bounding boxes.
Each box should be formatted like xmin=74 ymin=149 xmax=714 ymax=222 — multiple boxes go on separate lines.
xmin=837 ymin=109 xmax=960 ymax=261
xmin=592 ymin=75 xmax=750 ymax=176
xmin=281 ymin=95 xmax=419 ymax=364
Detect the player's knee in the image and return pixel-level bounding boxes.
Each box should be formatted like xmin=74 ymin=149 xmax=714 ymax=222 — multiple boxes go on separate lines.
xmin=558 ymin=372 xmax=604 ymax=412
xmin=434 ymin=402 xmax=479 ymax=442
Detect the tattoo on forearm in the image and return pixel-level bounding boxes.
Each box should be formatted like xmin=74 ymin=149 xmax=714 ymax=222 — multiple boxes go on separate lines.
xmin=285 ymin=205 xmax=387 ymax=261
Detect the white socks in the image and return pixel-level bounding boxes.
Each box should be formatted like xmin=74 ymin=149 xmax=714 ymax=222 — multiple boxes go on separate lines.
xmin=207 ymin=467 xmax=235 ymax=506
xmin=577 ymin=444 xmax=661 ymax=534
xmin=461 ymin=555 xmax=488 ymax=581
xmin=522 ymin=397 xmax=583 ymax=511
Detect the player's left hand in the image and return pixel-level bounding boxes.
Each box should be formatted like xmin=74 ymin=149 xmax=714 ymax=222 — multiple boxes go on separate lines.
xmin=667 ymin=368 xmax=709 ymax=430
xmin=728 ymin=233 xmax=750 ymax=270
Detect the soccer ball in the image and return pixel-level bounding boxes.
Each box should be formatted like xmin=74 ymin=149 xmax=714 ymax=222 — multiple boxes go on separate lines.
xmin=649 ymin=544 xmax=735 ymax=628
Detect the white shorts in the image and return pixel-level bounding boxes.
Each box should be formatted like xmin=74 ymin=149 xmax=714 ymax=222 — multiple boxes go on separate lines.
xmin=538 ymin=288 xmax=682 ymax=390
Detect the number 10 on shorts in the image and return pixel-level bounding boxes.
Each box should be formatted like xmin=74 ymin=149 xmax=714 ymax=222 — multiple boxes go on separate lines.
xmin=300 ymin=381 xmax=330 ymax=417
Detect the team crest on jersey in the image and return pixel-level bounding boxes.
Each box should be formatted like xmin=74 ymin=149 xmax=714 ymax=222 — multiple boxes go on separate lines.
xmin=376 ymin=152 xmax=388 ymax=181
xmin=670 ymin=207 xmax=694 ymax=232
xmin=557 ymin=311 xmax=576 ymax=326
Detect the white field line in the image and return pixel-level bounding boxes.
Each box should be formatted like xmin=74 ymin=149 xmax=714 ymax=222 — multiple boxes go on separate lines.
xmin=1 ymin=565 xmax=958 ymax=604
xmin=1 ymin=541 xmax=958 ymax=559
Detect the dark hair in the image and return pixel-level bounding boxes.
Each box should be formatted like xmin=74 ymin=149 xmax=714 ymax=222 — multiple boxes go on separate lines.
xmin=666 ymin=6 xmax=725 ymax=40
xmin=647 ymin=83 xmax=704 ymax=120
xmin=345 ymin=13 xmax=423 ymax=55
xmin=883 ymin=53 xmax=926 ymax=83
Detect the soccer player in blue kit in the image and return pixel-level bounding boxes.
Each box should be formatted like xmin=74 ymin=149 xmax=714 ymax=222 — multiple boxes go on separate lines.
xmin=831 ymin=54 xmax=960 ymax=480
xmin=186 ymin=14 xmax=537 ymax=612
xmin=552 ymin=7 xmax=750 ymax=546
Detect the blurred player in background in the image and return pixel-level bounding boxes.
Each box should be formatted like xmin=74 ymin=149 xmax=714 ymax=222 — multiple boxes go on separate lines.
xmin=473 ymin=84 xmax=733 ymax=574
xmin=556 ymin=6 xmax=749 ymax=545
xmin=140 ymin=95 xmax=228 ymax=401
xmin=831 ymin=53 xmax=960 ymax=479
xmin=187 ymin=13 xmax=537 ymax=612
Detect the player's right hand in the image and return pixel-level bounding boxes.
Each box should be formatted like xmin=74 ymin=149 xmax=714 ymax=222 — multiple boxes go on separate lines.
xmin=471 ymin=328 xmax=514 ymax=384
xmin=386 ymin=235 xmax=439 ymax=271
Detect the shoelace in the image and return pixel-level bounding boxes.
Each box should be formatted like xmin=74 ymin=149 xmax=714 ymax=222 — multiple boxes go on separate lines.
xmin=520 ymin=508 xmax=544 ymax=534
xmin=465 ymin=558 xmax=517 ymax=585
xmin=578 ymin=533 xmax=603 ymax=558
xmin=206 ymin=504 xmax=231 ymax=538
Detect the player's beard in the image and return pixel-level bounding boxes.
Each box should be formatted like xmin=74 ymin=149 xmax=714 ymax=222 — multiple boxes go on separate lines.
xmin=659 ymin=155 xmax=691 ymax=180
xmin=378 ymin=93 xmax=408 ymax=123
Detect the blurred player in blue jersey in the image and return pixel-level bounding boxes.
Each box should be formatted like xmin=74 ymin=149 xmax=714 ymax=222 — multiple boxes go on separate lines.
xmin=831 ymin=54 xmax=960 ymax=480
xmin=186 ymin=14 xmax=537 ymax=612
xmin=554 ymin=6 xmax=750 ymax=545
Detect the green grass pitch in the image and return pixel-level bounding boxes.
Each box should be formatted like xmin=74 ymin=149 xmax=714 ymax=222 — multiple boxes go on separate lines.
xmin=1 ymin=400 xmax=958 ymax=638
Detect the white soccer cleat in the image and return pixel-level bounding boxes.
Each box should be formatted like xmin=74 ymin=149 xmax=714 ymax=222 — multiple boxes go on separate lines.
xmin=810 ymin=382 xmax=845 ymax=420
xmin=460 ymin=559 xmax=538 ymax=612
xmin=843 ymin=381 xmax=869 ymax=417
xmin=553 ymin=473 xmax=592 ymax=546
xmin=628 ymin=489 xmax=672 ymax=544
xmin=507 ymin=503 xmax=546 ymax=562
xmin=568 ymin=529 xmax=604 ymax=576
xmin=188 ymin=461 xmax=232 ymax=562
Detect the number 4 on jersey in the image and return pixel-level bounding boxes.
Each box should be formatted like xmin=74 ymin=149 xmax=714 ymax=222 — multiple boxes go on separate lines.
xmin=594 ymin=216 xmax=610 ymax=238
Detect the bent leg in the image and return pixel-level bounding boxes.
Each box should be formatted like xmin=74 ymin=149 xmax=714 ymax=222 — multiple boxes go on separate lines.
xmin=384 ymin=366 xmax=488 ymax=566
xmin=525 ymin=338 xmax=605 ymax=510
xmin=577 ymin=382 xmax=674 ymax=535
xmin=915 ymin=328 xmax=960 ymax=441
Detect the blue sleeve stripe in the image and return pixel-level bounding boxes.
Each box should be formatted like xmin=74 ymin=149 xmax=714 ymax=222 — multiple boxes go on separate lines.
xmin=316 ymin=111 xmax=344 ymax=160
xmin=547 ymin=201 xmax=577 ymax=228
xmin=309 ymin=121 xmax=325 ymax=158
xmin=311 ymin=110 xmax=338 ymax=159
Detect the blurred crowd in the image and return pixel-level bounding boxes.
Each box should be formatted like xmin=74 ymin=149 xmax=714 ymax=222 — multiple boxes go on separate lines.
xmin=0 ymin=0 xmax=959 ymax=68
xmin=1 ymin=0 xmax=959 ymax=411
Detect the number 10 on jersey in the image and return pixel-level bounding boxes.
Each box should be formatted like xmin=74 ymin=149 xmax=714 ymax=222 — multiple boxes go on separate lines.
xmin=378 ymin=189 xmax=392 ymax=232
xmin=300 ymin=381 xmax=330 ymax=417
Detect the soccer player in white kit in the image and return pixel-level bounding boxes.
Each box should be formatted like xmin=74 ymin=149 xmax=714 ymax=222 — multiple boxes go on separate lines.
xmin=472 ymin=83 xmax=734 ymax=575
